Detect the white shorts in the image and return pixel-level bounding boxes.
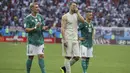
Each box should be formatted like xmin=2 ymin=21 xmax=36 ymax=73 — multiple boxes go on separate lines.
xmin=27 ymin=44 xmax=44 ymax=56
xmin=62 ymin=40 xmax=80 ymax=57
xmin=80 ymin=45 xmax=93 ymax=57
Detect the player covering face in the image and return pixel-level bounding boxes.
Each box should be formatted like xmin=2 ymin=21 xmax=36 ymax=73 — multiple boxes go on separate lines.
xmin=60 ymin=2 xmax=85 ymax=73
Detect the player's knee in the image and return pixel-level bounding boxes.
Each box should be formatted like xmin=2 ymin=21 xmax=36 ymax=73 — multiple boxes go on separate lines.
xmin=28 ymin=56 xmax=34 ymax=60
xmin=38 ymin=54 xmax=44 ymax=59
xmin=73 ymin=56 xmax=79 ymax=61
xmin=65 ymin=56 xmax=71 ymax=60
xmin=86 ymin=57 xmax=90 ymax=60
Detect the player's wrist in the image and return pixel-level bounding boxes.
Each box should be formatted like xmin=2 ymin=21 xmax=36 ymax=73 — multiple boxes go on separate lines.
xmin=77 ymin=12 xmax=81 ymax=16
xmin=76 ymin=10 xmax=79 ymax=13
xmin=33 ymin=26 xmax=36 ymax=30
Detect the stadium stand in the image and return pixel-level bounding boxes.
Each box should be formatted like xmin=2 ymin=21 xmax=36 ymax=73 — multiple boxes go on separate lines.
xmin=0 ymin=0 xmax=130 ymax=38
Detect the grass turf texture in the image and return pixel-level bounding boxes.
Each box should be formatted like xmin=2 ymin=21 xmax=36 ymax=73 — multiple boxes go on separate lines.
xmin=0 ymin=42 xmax=130 ymax=73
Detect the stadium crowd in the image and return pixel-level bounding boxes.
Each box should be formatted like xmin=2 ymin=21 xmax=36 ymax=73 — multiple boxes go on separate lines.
xmin=0 ymin=0 xmax=130 ymax=27
xmin=0 ymin=0 xmax=130 ymax=28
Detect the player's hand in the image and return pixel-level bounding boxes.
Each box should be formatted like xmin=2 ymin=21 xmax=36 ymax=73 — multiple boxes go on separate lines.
xmin=62 ymin=38 xmax=67 ymax=48
xmin=64 ymin=42 xmax=68 ymax=48
xmin=75 ymin=7 xmax=79 ymax=13
xmin=42 ymin=26 xmax=48 ymax=30
xmin=36 ymin=22 xmax=41 ymax=28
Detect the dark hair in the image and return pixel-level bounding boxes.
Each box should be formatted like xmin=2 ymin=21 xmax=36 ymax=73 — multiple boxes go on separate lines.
xmin=85 ymin=9 xmax=93 ymax=13
xmin=68 ymin=1 xmax=77 ymax=7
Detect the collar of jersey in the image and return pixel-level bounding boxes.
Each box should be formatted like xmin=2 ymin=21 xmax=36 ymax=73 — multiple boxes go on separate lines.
xmin=30 ymin=13 xmax=38 ymax=18
xmin=85 ymin=20 xmax=92 ymax=25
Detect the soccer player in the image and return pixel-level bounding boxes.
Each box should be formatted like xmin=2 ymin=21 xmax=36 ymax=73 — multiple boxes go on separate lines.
xmin=60 ymin=2 xmax=84 ymax=73
xmin=24 ymin=2 xmax=48 ymax=73
xmin=78 ymin=10 xmax=94 ymax=73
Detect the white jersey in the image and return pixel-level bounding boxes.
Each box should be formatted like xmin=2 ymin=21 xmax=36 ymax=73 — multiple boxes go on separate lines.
xmin=65 ymin=12 xmax=78 ymax=41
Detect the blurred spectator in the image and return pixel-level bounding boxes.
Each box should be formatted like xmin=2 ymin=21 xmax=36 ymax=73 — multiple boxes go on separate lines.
xmin=0 ymin=0 xmax=130 ymax=28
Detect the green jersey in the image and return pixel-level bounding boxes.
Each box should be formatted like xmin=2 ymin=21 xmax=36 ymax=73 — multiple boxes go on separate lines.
xmin=78 ymin=21 xmax=94 ymax=48
xmin=24 ymin=13 xmax=45 ymax=46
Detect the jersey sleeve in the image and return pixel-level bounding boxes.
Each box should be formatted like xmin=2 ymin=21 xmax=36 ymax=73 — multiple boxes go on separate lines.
xmin=40 ymin=15 xmax=47 ymax=32
xmin=24 ymin=18 xmax=30 ymax=28
xmin=78 ymin=22 xmax=85 ymax=31
xmin=40 ymin=16 xmax=45 ymax=26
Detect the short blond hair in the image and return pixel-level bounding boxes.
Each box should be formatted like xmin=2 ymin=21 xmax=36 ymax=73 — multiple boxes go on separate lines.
xmin=29 ymin=2 xmax=38 ymax=10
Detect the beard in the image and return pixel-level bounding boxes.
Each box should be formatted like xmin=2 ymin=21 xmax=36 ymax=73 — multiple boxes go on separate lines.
xmin=71 ymin=9 xmax=76 ymax=13
xmin=73 ymin=10 xmax=77 ymax=13
xmin=88 ymin=17 xmax=93 ymax=20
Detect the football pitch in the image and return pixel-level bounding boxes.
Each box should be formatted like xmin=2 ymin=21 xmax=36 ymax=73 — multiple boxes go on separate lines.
xmin=0 ymin=42 xmax=130 ymax=73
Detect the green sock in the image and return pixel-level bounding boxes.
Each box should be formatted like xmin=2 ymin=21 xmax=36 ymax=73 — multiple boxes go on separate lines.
xmin=86 ymin=58 xmax=89 ymax=72
xmin=39 ymin=58 xmax=46 ymax=73
xmin=26 ymin=59 xmax=32 ymax=73
xmin=81 ymin=59 xmax=87 ymax=73
xmin=81 ymin=58 xmax=90 ymax=73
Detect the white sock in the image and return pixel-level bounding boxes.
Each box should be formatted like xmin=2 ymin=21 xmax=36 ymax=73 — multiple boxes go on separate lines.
xmin=64 ymin=59 xmax=71 ymax=73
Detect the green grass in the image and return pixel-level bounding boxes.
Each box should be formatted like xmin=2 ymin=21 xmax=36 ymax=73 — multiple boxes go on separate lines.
xmin=0 ymin=42 xmax=130 ymax=73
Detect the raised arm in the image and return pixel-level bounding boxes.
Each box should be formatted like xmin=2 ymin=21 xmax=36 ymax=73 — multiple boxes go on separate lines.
xmin=77 ymin=12 xmax=85 ymax=23
xmin=75 ymin=8 xmax=85 ymax=23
